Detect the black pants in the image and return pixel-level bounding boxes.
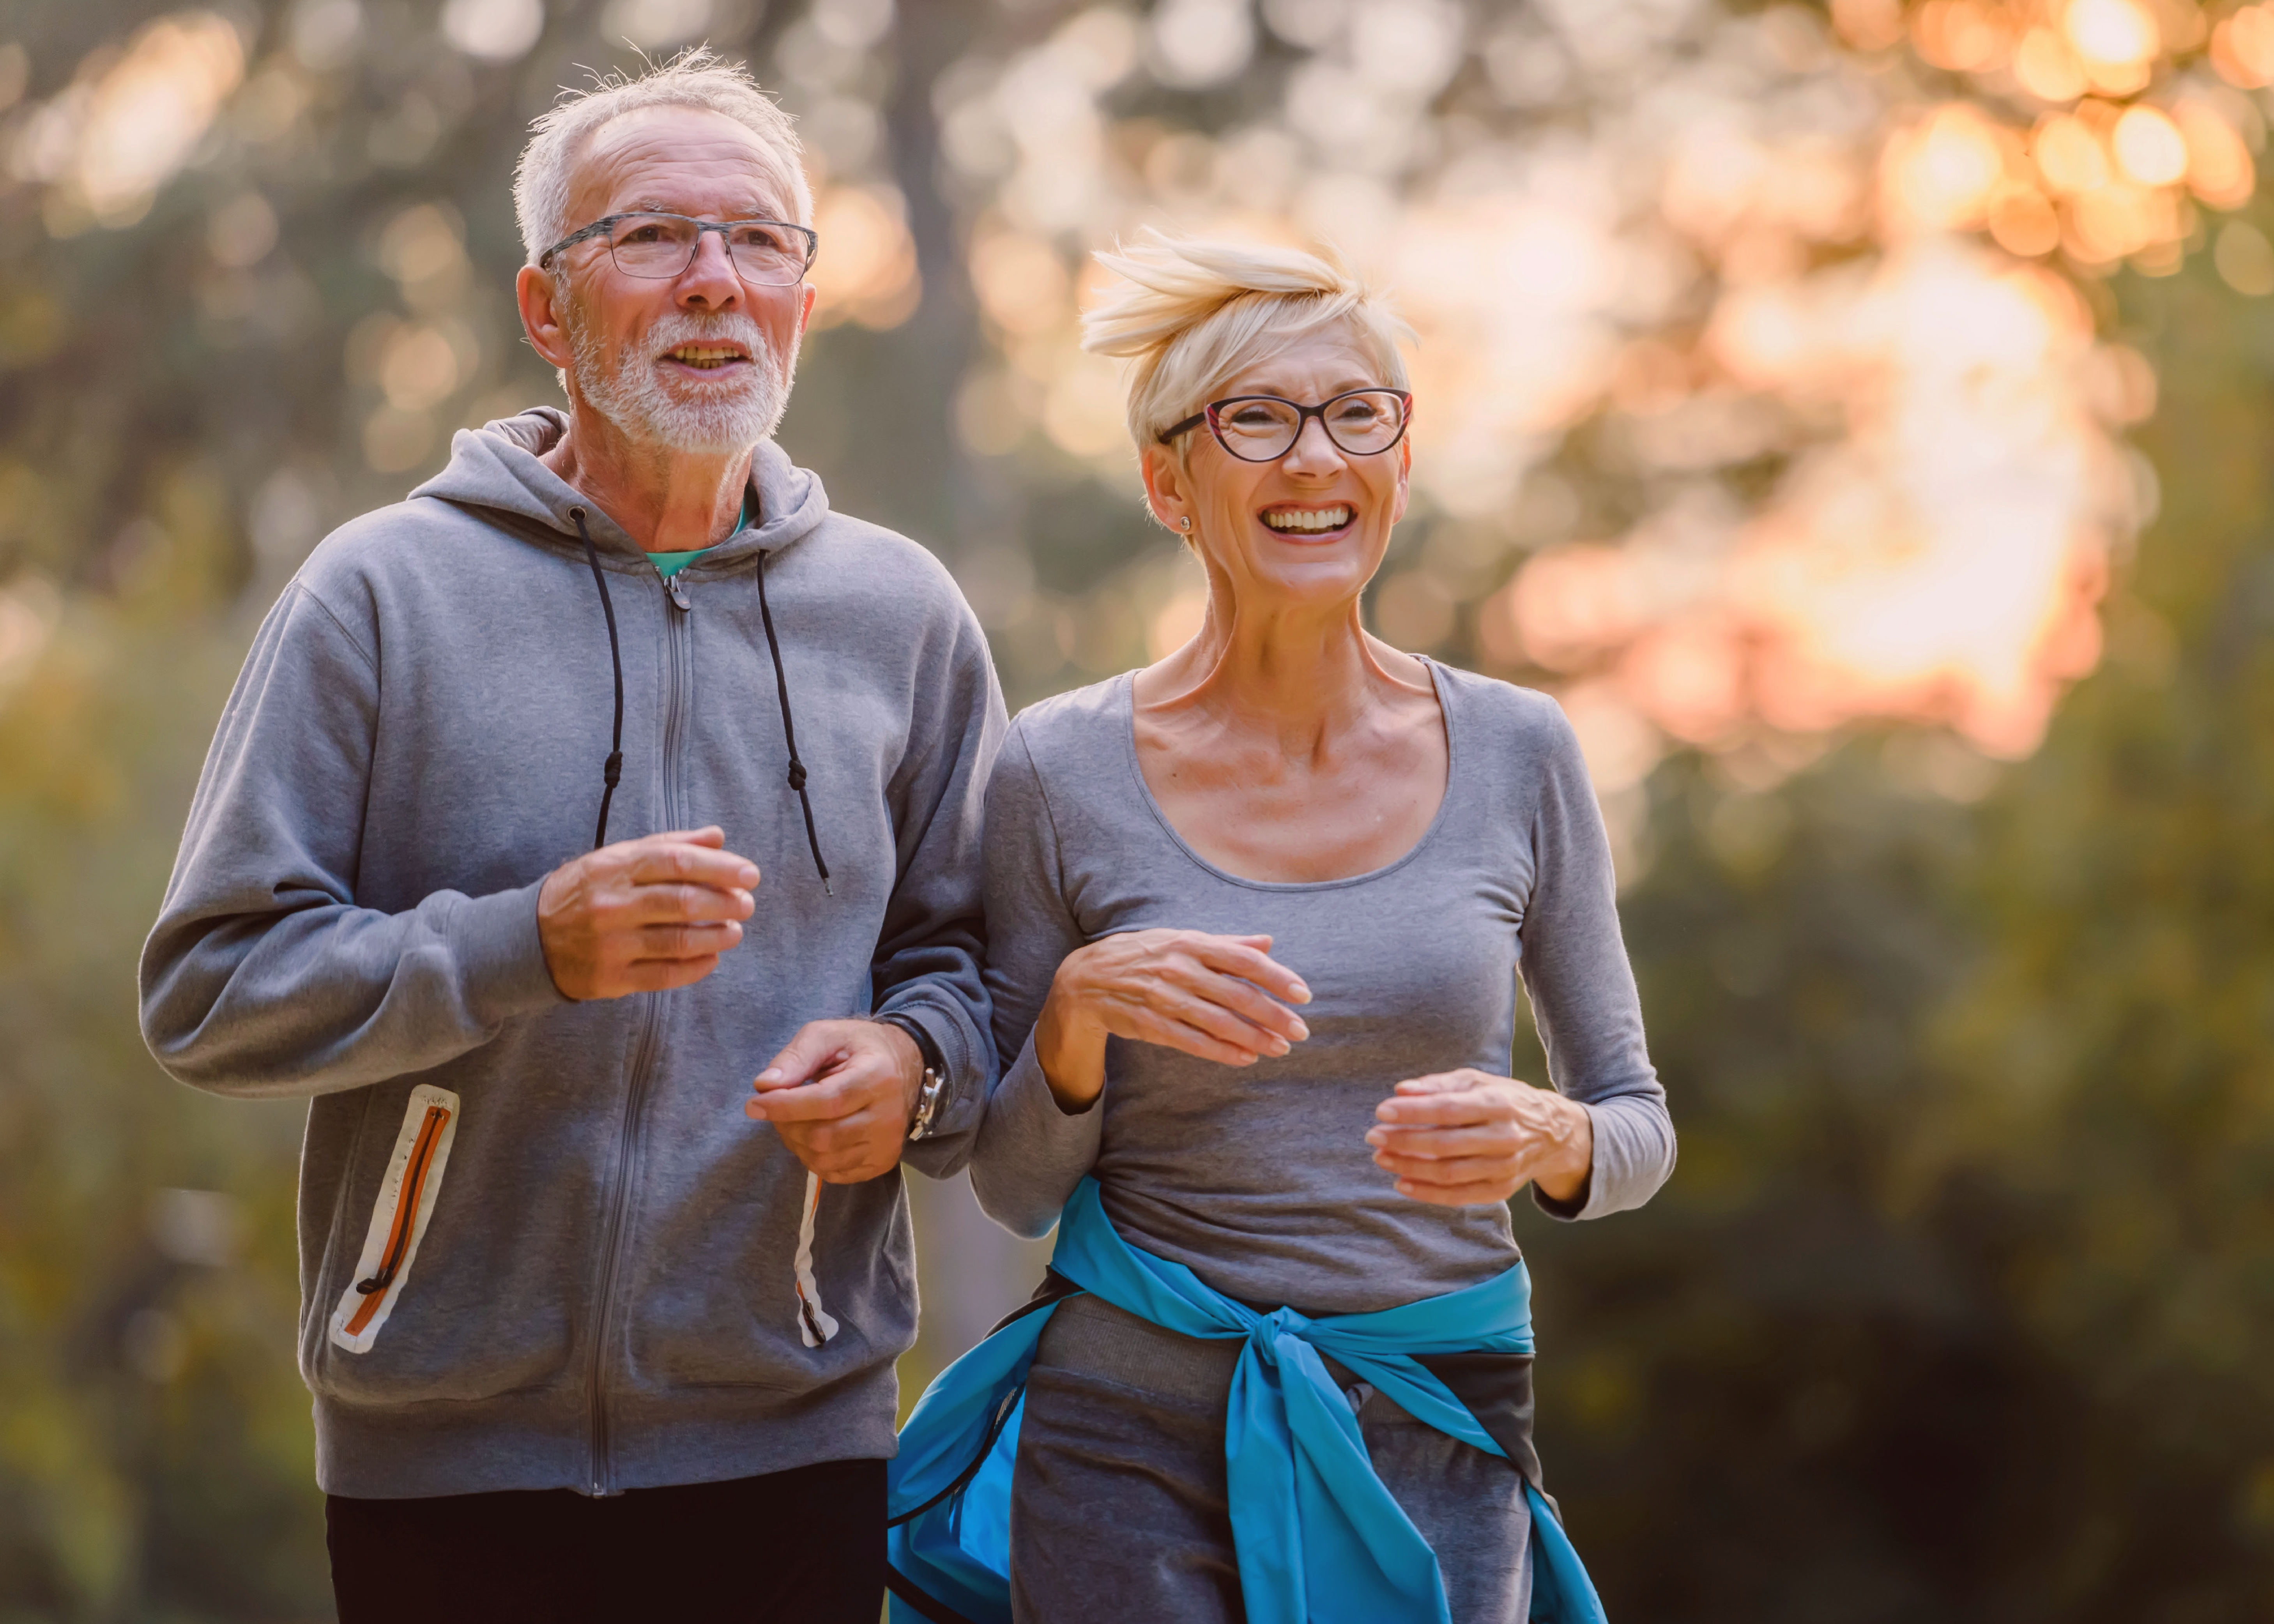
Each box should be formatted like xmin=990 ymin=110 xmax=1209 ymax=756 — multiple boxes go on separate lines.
xmin=327 ymin=1457 xmax=885 ymax=1624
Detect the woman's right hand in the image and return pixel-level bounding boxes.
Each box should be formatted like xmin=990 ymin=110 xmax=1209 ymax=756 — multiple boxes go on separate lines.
xmin=1033 ymin=930 xmax=1312 ymax=1111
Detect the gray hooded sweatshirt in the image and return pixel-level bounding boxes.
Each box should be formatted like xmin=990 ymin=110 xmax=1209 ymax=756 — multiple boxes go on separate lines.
xmin=139 ymin=409 xmax=1004 ymax=1499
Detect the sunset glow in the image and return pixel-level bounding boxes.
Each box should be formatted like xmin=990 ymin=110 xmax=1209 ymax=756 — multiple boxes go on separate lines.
xmin=2 ymin=0 xmax=2253 ymax=791
xmin=915 ymin=0 xmax=2228 ymax=785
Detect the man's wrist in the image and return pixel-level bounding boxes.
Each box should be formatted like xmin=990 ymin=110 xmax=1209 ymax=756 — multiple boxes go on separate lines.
xmin=875 ymin=1014 xmax=945 ymax=1136
xmin=533 ymin=861 xmax=580 ymax=1000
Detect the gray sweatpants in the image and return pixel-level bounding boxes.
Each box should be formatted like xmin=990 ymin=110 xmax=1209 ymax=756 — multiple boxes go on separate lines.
xmin=1008 ymin=1292 xmax=1533 ymax=1622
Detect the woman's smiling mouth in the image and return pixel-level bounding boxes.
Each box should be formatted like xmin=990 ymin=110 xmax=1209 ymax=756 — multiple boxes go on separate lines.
xmin=1259 ymin=503 xmax=1354 ymax=539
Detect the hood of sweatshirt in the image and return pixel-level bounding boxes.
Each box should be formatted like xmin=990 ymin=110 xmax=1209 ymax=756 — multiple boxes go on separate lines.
xmin=409 ymin=406 xmax=831 ymax=568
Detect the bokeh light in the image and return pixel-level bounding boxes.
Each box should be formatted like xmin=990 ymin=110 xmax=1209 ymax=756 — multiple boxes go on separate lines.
xmin=917 ymin=0 xmax=2252 ymax=790
xmin=0 ymin=0 xmax=2255 ymax=792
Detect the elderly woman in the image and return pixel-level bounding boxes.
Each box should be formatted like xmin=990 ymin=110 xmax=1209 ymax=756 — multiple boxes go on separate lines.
xmin=885 ymin=235 xmax=1673 ymax=1624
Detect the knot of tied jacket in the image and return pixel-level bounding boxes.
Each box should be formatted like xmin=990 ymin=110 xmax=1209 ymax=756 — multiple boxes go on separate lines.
xmin=1251 ymin=1306 xmax=1317 ymax=1366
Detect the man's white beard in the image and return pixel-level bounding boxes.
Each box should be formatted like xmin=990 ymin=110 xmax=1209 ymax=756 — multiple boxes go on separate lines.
xmin=568 ymin=306 xmax=795 ymax=454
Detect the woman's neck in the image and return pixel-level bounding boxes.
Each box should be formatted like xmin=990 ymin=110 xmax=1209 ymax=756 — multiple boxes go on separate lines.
xmin=1139 ymin=582 xmax=1428 ymax=753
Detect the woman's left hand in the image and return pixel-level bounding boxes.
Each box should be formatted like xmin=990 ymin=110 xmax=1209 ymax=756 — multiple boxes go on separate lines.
xmin=1365 ymin=1070 xmax=1594 ymax=1208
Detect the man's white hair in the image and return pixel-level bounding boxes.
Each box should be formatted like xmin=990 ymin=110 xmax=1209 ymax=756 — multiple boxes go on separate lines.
xmin=513 ymin=48 xmax=812 ymax=267
xmin=1080 ymin=230 xmax=1415 ymax=455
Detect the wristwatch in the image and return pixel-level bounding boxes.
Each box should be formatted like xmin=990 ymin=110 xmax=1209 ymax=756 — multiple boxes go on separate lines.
xmin=879 ymin=1016 xmax=948 ymax=1142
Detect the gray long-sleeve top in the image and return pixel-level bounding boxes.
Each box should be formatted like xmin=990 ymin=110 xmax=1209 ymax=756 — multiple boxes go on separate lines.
xmin=971 ymin=661 xmax=1673 ymax=1316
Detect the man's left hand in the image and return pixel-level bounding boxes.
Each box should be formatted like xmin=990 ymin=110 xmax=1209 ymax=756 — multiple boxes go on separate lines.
xmin=745 ymin=1020 xmax=922 ymax=1183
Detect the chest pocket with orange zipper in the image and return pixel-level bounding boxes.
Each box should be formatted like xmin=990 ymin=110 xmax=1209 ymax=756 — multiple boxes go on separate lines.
xmin=329 ymin=1084 xmax=461 ymax=1354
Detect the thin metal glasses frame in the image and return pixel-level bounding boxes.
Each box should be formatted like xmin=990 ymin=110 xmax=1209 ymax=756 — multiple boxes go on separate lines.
xmin=537 ymin=211 xmax=820 ymax=284
xmin=1156 ymin=388 xmax=1415 ymax=462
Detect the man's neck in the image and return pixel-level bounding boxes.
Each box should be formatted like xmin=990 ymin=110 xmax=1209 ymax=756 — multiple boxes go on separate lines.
xmin=540 ymin=396 xmax=752 ymax=554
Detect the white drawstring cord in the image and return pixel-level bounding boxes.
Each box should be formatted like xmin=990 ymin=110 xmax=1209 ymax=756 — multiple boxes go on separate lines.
xmin=792 ymin=1170 xmax=840 ymax=1347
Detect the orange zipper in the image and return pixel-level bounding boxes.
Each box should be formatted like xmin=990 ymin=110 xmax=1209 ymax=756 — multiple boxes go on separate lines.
xmin=345 ymin=1103 xmax=451 ymax=1337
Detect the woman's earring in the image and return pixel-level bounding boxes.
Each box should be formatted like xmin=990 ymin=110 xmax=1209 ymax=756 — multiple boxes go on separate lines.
xmin=1178 ymin=516 xmax=1192 ymax=531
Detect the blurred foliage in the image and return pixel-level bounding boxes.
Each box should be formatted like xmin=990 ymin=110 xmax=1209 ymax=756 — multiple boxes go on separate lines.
xmin=1515 ymin=253 xmax=2274 ymax=1620
xmin=1 ymin=0 xmax=2272 ymax=1620
xmin=0 ymin=586 xmax=320 ymax=1616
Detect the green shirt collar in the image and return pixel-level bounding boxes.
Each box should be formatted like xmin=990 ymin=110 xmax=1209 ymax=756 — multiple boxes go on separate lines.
xmin=644 ymin=486 xmax=754 ymax=580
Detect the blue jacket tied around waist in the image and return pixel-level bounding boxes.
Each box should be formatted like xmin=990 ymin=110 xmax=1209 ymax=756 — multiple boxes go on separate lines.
xmin=885 ymin=1179 xmax=1607 ymax=1624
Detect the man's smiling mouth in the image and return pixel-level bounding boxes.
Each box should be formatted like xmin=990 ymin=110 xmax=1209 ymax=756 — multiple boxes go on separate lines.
xmin=661 ymin=344 xmax=748 ymax=369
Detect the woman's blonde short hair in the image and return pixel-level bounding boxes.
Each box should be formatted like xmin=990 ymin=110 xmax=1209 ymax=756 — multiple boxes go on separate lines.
xmin=1080 ymin=230 xmax=1415 ymax=454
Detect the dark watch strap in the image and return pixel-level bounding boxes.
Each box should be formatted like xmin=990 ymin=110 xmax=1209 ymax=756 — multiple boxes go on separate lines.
xmin=878 ymin=1015 xmax=948 ymax=1140
xmin=876 ymin=1014 xmax=945 ymax=1077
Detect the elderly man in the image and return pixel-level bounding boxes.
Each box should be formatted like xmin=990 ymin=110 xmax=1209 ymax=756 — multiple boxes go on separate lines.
xmin=139 ymin=53 xmax=1001 ymax=1624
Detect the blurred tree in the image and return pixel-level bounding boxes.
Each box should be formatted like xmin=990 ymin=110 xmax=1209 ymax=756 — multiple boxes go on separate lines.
xmin=0 ymin=585 xmax=323 ymax=1615
xmin=1514 ymin=243 xmax=2274 ymax=1621
xmin=1930 ymin=252 xmax=2274 ymax=1613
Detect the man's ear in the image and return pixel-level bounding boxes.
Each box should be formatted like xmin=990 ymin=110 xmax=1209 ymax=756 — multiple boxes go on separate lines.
xmin=517 ymin=265 xmax=575 ymax=372
xmin=799 ymin=281 xmax=817 ymax=336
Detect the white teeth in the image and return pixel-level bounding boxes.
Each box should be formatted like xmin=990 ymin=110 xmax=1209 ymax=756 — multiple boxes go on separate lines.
xmin=1263 ymin=505 xmax=1353 ymax=533
xmin=667 ymin=346 xmax=744 ymax=368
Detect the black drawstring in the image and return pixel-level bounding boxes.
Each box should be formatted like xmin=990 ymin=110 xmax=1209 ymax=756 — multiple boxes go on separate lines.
xmin=570 ymin=503 xmax=828 ymax=892
xmin=571 ymin=506 xmax=626 ymax=850
xmin=756 ymin=551 xmax=831 ymax=895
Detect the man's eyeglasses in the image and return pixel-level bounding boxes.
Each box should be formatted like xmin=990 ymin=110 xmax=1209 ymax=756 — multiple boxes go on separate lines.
xmin=1158 ymin=389 xmax=1413 ymax=463
xmin=538 ymin=212 xmax=819 ymax=286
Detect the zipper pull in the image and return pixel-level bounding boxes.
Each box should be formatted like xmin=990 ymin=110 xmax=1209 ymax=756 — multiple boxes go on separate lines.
xmin=668 ymin=579 xmax=691 ymax=612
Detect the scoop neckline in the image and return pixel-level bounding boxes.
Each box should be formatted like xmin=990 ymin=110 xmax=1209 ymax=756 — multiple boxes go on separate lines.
xmin=1118 ymin=656 xmax=1461 ymax=894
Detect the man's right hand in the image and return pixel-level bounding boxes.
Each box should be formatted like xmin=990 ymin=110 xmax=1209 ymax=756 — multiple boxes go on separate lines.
xmin=537 ymin=826 xmax=757 ymax=1000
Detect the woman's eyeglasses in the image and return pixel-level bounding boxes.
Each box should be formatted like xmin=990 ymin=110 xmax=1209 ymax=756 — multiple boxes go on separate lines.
xmin=538 ymin=212 xmax=819 ymax=286
xmin=1158 ymin=389 xmax=1413 ymax=463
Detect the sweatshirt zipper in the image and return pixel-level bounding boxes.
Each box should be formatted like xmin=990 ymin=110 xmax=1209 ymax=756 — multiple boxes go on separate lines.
xmin=583 ymin=576 xmax=694 ymax=1495
xmin=342 ymin=1103 xmax=450 ymax=1337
